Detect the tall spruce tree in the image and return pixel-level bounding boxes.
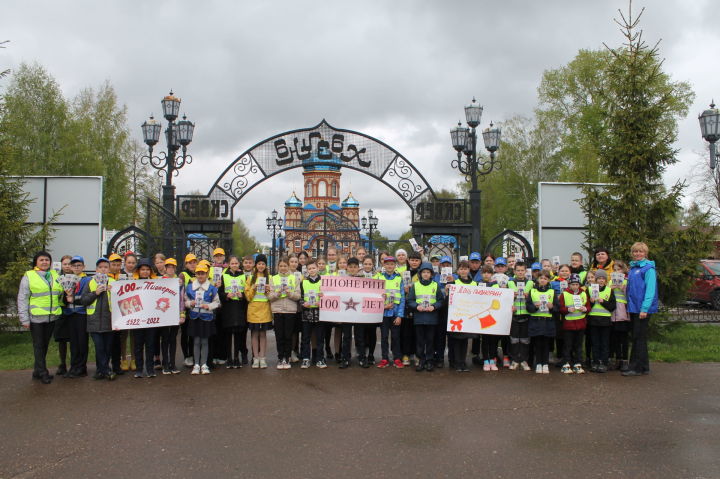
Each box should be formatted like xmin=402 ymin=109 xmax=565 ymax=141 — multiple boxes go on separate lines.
xmin=580 ymin=4 xmax=712 ymax=305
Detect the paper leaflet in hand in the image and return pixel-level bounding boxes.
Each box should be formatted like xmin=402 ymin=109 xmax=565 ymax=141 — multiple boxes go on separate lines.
xmin=301 ymin=265 xmax=308 ymax=276
xmin=611 ymin=273 xmax=624 ymax=286
xmin=94 ymin=273 xmax=108 ymax=285
xmin=52 ymin=261 xmax=62 ymax=273
xmin=515 ymin=281 xmax=525 ymax=299
xmin=514 ymin=252 xmax=523 ymax=262
xmin=402 ymin=270 xmax=412 ymax=287
xmin=363 ymin=271 xmax=373 ymax=278
xmin=256 ymin=277 xmax=267 ymax=290
xmin=58 ymin=274 xmax=79 ymax=292
xmin=308 ymin=290 xmax=318 ymax=307
xmin=441 ymin=267 xmax=453 ymax=284
xmin=552 ymin=256 xmax=560 ymax=267
xmin=493 ymin=274 xmax=509 ymax=288
xmin=293 ymin=271 xmax=303 ymax=283
xmin=408 ymin=237 xmax=422 ymax=253
xmin=328 ymin=263 xmax=336 ymax=273
xmin=338 ymin=269 xmax=347 ymax=277
xmin=420 ymin=294 xmax=432 ymax=309
xmin=212 ymin=267 xmax=223 ymax=284
xmin=459 ymin=255 xmax=468 ymax=262
xmin=432 ymin=264 xmax=439 ymax=274
xmin=559 ymin=280 xmax=568 ymax=290
xmin=590 ymin=283 xmax=600 ymax=300
xmin=572 ymin=294 xmax=584 ymax=310
xmin=230 ymin=280 xmax=241 ymax=295
xmin=539 ymin=293 xmax=549 ymax=313
xmin=280 ymin=276 xmax=289 ymax=292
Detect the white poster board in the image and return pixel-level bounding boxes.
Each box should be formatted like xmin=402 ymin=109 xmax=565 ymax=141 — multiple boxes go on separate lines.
xmin=446 ymin=284 xmax=514 ymax=335
xmin=111 ymin=279 xmax=181 ymax=330
xmin=319 ymin=275 xmax=384 ymax=324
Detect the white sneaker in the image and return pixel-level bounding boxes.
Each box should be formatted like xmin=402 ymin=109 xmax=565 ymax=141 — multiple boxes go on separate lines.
xmin=535 ymin=364 xmax=543 ymax=374
xmin=509 ymin=361 xmax=519 ymax=371
xmin=259 ymin=358 xmax=267 ymax=369
xmin=283 ymin=359 xmax=291 ymax=369
xmin=251 ymin=358 xmax=260 ymax=369
xmin=290 ymin=351 xmax=299 ymax=363
xmin=277 ymin=359 xmax=287 ymax=370
xmin=216 ymin=359 xmax=226 ymax=365
xmin=184 ymin=357 xmax=194 ymax=367
xmin=201 ymin=364 xmax=211 ymax=375
xmin=542 ymin=364 xmax=550 ymax=374
xmin=520 ymin=361 xmax=531 ymax=371
xmin=301 ymin=359 xmax=310 ymax=369
xmin=191 ymin=364 xmax=200 ymax=375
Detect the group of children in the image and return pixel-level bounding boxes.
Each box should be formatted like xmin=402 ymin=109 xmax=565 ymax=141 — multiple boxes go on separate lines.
xmin=24 ymin=241 xmax=656 ymax=383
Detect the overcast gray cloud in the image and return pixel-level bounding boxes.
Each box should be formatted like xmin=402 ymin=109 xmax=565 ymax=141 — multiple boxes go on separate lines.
xmin=1 ymin=0 xmax=716 ymax=243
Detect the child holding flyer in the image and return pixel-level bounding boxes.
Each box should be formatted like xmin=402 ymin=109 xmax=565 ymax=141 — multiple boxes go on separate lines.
xmin=558 ymin=274 xmax=590 ymax=374
xmin=180 ymin=253 xmax=198 ymax=368
xmin=78 ymin=257 xmax=116 ymax=380
xmin=448 ymin=260 xmax=477 ymax=372
xmin=377 ymin=256 xmax=405 ymax=369
xmin=401 ymin=250 xmax=422 ymax=366
xmin=406 ymin=262 xmax=444 ymax=372
xmin=245 ymin=254 xmax=272 ymax=369
xmin=508 ymin=261 xmax=532 ymax=371
xmin=268 ymin=257 xmax=301 ymax=369
xmin=219 ymin=256 xmax=248 ymax=369
xmin=433 ymin=255 xmax=455 ymax=368
xmin=610 ymin=260 xmax=630 ymax=371
xmin=299 ymin=259 xmax=326 ymax=368
xmin=526 ymin=270 xmax=558 ymax=374
xmin=54 ymin=255 xmax=74 ymax=376
xmin=185 ymin=263 xmax=220 ymax=375
xmin=587 ymin=269 xmax=617 ymax=373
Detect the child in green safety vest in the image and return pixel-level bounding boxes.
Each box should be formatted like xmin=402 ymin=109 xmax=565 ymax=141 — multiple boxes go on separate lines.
xmin=448 ymin=260 xmax=476 ymax=372
xmin=558 ymin=274 xmax=590 ymax=374
xmin=406 ymin=262 xmax=444 ymax=372
xmin=610 ymin=260 xmax=630 ymax=371
xmin=508 ymin=261 xmax=532 ymax=371
xmin=299 ymin=259 xmax=326 ymax=369
xmin=268 ymin=256 xmax=301 ymax=370
xmin=587 ymin=269 xmax=617 ymax=373
xmin=526 ymin=270 xmax=558 ymax=374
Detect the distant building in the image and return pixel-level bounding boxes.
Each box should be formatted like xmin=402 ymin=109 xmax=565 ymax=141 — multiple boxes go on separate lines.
xmin=283 ymin=155 xmax=363 ymax=257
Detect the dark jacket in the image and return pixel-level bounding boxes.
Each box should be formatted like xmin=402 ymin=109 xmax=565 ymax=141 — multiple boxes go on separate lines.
xmin=79 ymin=279 xmax=113 ymax=333
xmin=406 ymin=278 xmax=444 ymax=326
xmin=558 ymin=288 xmax=591 ymax=331
xmin=587 ymin=285 xmax=617 ymax=327
xmin=218 ymin=269 xmax=248 ymax=328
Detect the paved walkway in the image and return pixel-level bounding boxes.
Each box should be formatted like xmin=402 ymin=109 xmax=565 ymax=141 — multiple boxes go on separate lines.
xmin=1 ymin=362 xmax=718 ymax=478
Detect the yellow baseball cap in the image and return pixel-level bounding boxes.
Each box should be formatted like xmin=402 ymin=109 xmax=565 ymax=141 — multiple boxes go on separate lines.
xmin=195 ymin=263 xmax=209 ymax=273
xmin=198 ymin=259 xmax=211 ymax=268
xmin=108 ymin=253 xmax=122 ymax=262
xmin=184 ymin=253 xmax=198 ymax=263
xmin=213 ymin=248 xmax=225 ymax=257
xmin=165 ymin=258 xmax=178 ymax=266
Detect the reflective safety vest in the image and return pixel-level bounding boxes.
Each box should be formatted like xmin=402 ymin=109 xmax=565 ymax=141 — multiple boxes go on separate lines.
xmin=86 ymin=277 xmax=117 ymax=315
xmin=396 ymin=264 xmax=408 ymax=274
xmin=413 ymin=281 xmax=438 ymax=306
xmin=181 ymin=271 xmax=194 ymax=287
xmin=384 ymin=275 xmax=402 ymax=304
xmin=614 ymin=280 xmax=627 ymax=304
xmin=454 ymin=278 xmax=477 ymax=286
xmin=271 ymin=274 xmax=296 ymax=298
xmin=222 ymin=273 xmax=245 ymax=300
xmin=590 ymin=287 xmax=612 ymax=316
xmin=302 ymin=278 xmax=321 ymax=308
xmin=26 ymin=270 xmax=63 ymax=317
xmin=562 ymin=291 xmax=588 ymax=320
xmin=510 ymin=280 xmax=533 ymax=315
xmin=250 ymin=277 xmax=269 ymax=302
xmin=529 ymin=288 xmax=553 ymax=318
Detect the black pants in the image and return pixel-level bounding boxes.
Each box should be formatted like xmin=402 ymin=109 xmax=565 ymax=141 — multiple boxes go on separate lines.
xmin=481 ymin=334 xmax=499 ymax=362
xmin=589 ymin=324 xmax=611 ymax=364
xmin=132 ymin=328 xmax=156 ymax=375
xmin=180 ymin=319 xmax=193 ymax=359
xmin=510 ymin=319 xmax=530 ymax=363
xmin=584 ymin=324 xmax=593 ymax=362
xmin=611 ymin=329 xmax=629 ymax=360
xmin=433 ymin=306 xmax=448 ymax=361
xmin=160 ymin=325 xmax=179 ymax=370
xmin=30 ymin=321 xmax=55 ymax=377
xmin=274 ymin=313 xmax=296 ymax=361
xmin=471 ymin=337 xmax=480 ymax=356
xmin=415 ymin=324 xmax=436 ymax=363
xmin=110 ymin=330 xmax=124 ymax=373
xmin=339 ymin=323 xmax=354 ymax=361
xmin=629 ymin=313 xmax=650 ymax=373
xmin=400 ymin=315 xmax=415 ymax=356
xmin=553 ymin=314 xmax=563 ymax=360
xmin=91 ymin=331 xmax=114 ymax=376
xmin=354 ymin=324 xmax=367 ymax=361
xmin=452 ymin=336 xmax=469 ymax=367
xmin=380 ymin=316 xmax=401 ymax=361
xmin=67 ymin=313 xmax=88 ymax=374
xmin=364 ymin=324 xmax=377 ymax=358
xmin=213 ymin=325 xmax=227 ymax=362
xmin=301 ymin=322 xmax=326 ymax=361
xmin=562 ymin=329 xmax=585 ymax=365
xmin=533 ymin=336 xmax=551 ymax=366
xmin=225 ymin=327 xmax=247 ymax=362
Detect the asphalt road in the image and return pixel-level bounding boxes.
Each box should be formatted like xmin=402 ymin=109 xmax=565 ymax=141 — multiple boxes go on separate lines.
xmin=1 ymin=358 xmax=718 ymax=478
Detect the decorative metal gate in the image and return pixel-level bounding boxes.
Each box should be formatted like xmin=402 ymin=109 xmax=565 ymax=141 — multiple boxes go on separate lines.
xmin=484 ymin=229 xmax=534 ymax=262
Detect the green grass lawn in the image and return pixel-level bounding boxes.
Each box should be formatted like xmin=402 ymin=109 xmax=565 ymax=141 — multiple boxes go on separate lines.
xmin=1 ymin=323 xmax=719 ymax=370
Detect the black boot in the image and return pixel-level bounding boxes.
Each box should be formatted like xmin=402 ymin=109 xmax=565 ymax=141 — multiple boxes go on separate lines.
xmin=56 ymin=364 xmax=67 ymax=376
xmin=415 ymin=361 xmax=425 ymax=372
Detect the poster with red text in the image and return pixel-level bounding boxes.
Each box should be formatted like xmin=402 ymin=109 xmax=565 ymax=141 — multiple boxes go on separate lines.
xmin=110 ymin=279 xmax=181 ymax=330
xmin=446 ymin=284 xmax=514 ymax=335
xmin=319 ymin=276 xmax=384 ymax=324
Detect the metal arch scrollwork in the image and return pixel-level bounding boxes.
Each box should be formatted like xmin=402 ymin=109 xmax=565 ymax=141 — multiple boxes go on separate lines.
xmin=140 ymin=149 xmax=194 ymax=182
xmin=386 ymin=157 xmax=424 ymax=201
xmin=221 ymin=155 xmax=261 ymax=201
xmin=451 ymin=153 xmax=473 ymax=184
xmin=477 ymin=155 xmax=501 ymax=182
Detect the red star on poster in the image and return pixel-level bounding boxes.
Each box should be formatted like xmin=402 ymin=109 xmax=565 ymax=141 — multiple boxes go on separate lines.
xmin=343 ymin=297 xmax=359 ymax=311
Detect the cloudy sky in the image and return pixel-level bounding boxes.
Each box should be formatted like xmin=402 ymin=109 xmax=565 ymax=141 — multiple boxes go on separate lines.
xmin=1 ymin=1 xmax=716 ymax=244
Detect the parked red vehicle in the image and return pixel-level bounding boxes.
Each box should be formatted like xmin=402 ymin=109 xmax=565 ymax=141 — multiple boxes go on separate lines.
xmin=689 ymin=260 xmax=720 ymax=309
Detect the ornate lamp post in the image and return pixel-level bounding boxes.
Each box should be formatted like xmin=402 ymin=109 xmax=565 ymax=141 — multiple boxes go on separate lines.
xmin=450 ymin=98 xmax=501 ymax=253
xmin=141 ymin=91 xmax=195 ymax=254
xmin=266 ymin=209 xmax=284 ymax=272
xmin=699 ymin=101 xmax=720 ymax=170
xmin=361 ymin=209 xmax=379 ymax=255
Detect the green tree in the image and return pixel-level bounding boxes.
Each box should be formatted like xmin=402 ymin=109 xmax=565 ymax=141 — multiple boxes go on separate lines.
xmin=232 ymin=218 xmax=262 ymax=256
xmin=580 ymin=5 xmax=712 ymax=305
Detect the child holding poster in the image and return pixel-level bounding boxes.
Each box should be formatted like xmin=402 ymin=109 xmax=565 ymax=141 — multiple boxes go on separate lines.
xmin=477 ymin=265 xmax=501 ymax=371
xmin=339 ymin=257 xmax=363 ymax=369
xmin=433 ymin=255 xmax=455 ymax=368
xmin=587 ymin=269 xmax=616 ymax=373
xmin=132 ymin=259 xmax=158 ymax=378
xmin=299 ymin=259 xmax=326 ymax=368
xmin=610 ymin=260 xmax=630 ymax=371
xmin=268 ymin=257 xmax=300 ymax=370
xmin=448 ymin=261 xmax=477 ymax=372
xmin=185 ymin=263 xmax=220 ymax=375
xmin=526 ymin=270 xmax=558 ymax=374
xmin=360 ymin=256 xmax=379 ymax=365
xmin=558 ymin=274 xmax=590 ymax=374
xmin=508 ymin=261 xmax=532 ymax=371
xmin=376 ymin=256 xmax=405 ymax=369
xmin=406 ymin=262 xmax=444 ymax=372
xmin=245 ymin=254 xmax=273 ymax=369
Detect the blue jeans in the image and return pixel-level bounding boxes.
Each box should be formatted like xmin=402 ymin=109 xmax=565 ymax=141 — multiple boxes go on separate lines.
xmin=91 ymin=332 xmax=114 ymax=376
xmin=380 ymin=316 xmax=401 ymax=361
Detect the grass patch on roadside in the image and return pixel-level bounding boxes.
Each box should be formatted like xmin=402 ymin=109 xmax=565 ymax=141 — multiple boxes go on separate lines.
xmin=0 ymin=331 xmax=95 ymax=371
xmin=649 ymin=322 xmax=720 ymax=362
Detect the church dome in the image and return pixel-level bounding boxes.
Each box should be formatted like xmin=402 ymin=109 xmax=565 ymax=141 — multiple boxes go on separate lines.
xmin=303 ymin=154 xmax=341 ymax=172
xmin=284 ymin=191 xmax=302 ymax=207
xmin=341 ymin=193 xmax=359 ymax=208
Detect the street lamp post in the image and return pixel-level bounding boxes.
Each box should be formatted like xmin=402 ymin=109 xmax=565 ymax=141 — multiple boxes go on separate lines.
xmin=361 ymin=209 xmax=379 ymax=256
xmin=266 ymin=209 xmax=284 ymax=273
xmin=141 ymin=91 xmax=195 ymax=255
xmin=449 ymin=98 xmax=501 ymax=253
xmin=699 ymin=101 xmax=720 ymax=170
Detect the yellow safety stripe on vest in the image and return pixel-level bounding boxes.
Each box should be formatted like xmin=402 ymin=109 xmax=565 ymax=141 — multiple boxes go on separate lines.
xmin=413 ymin=281 xmax=437 ymax=305
xmin=590 ymin=287 xmax=612 ymax=316
xmin=563 ymin=291 xmax=588 ymax=320
xmin=272 ymin=274 xmax=296 ymax=298
xmin=26 ymin=270 xmax=63 ymax=317
xmin=222 ymin=273 xmax=245 ymax=300
xmin=529 ymin=288 xmax=553 ymax=318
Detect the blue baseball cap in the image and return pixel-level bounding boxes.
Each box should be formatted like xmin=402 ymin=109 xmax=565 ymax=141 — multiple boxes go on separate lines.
xmin=469 ymin=252 xmax=482 ymax=261
xmin=495 ymin=257 xmax=507 ymax=266
xmin=531 ymin=262 xmax=542 ymax=271
xmin=96 ymin=257 xmax=109 ymax=265
xmin=70 ymin=255 xmax=85 ymax=264
xmin=440 ymin=255 xmax=452 ymax=264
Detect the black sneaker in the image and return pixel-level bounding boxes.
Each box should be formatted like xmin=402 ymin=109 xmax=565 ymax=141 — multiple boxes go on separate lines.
xmin=426 ymin=362 xmax=435 ymax=372
xmin=241 ymin=354 xmax=249 ymax=365
xmin=40 ymin=374 xmax=53 ymax=384
xmin=154 ymin=359 xmax=162 ymax=370
xmin=56 ymin=364 xmax=67 ymax=376
xmin=368 ymin=355 xmax=375 ymax=365
xmin=93 ymin=372 xmax=106 ymax=380
xmin=339 ymin=360 xmax=349 ymax=369
xmin=434 ymin=359 xmax=444 ymax=369
xmin=107 ymin=372 xmax=117 ymax=381
xmin=471 ymin=355 xmax=482 ymax=366
xmin=359 ymin=359 xmax=369 ymax=369
xmin=415 ymin=362 xmax=425 ymax=372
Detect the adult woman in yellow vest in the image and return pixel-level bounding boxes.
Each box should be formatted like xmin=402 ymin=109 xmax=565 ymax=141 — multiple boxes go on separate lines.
xmin=218 ymin=256 xmax=247 ymax=369
xmin=17 ymin=251 xmax=67 ymax=384
xmin=245 ymin=254 xmax=272 ymax=369
xmin=587 ymin=269 xmax=617 ymax=373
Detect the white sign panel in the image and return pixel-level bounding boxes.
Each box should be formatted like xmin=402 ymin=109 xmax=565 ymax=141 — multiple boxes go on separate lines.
xmin=319 ymin=275 xmax=384 ymax=324
xmin=111 ymin=279 xmax=181 ymax=330
xmin=446 ymin=284 xmax=514 ymax=335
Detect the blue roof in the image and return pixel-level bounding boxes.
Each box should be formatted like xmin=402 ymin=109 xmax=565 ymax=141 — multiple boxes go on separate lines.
xmin=303 ymin=154 xmax=342 ymax=172
xmin=428 ymin=235 xmax=457 ymax=245
xmin=303 ymin=203 xmax=315 ymax=210
xmin=285 ymin=192 xmax=302 ymax=207
xmin=328 ymin=204 xmax=341 ymax=211
xmin=341 ymin=193 xmax=359 ymax=207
